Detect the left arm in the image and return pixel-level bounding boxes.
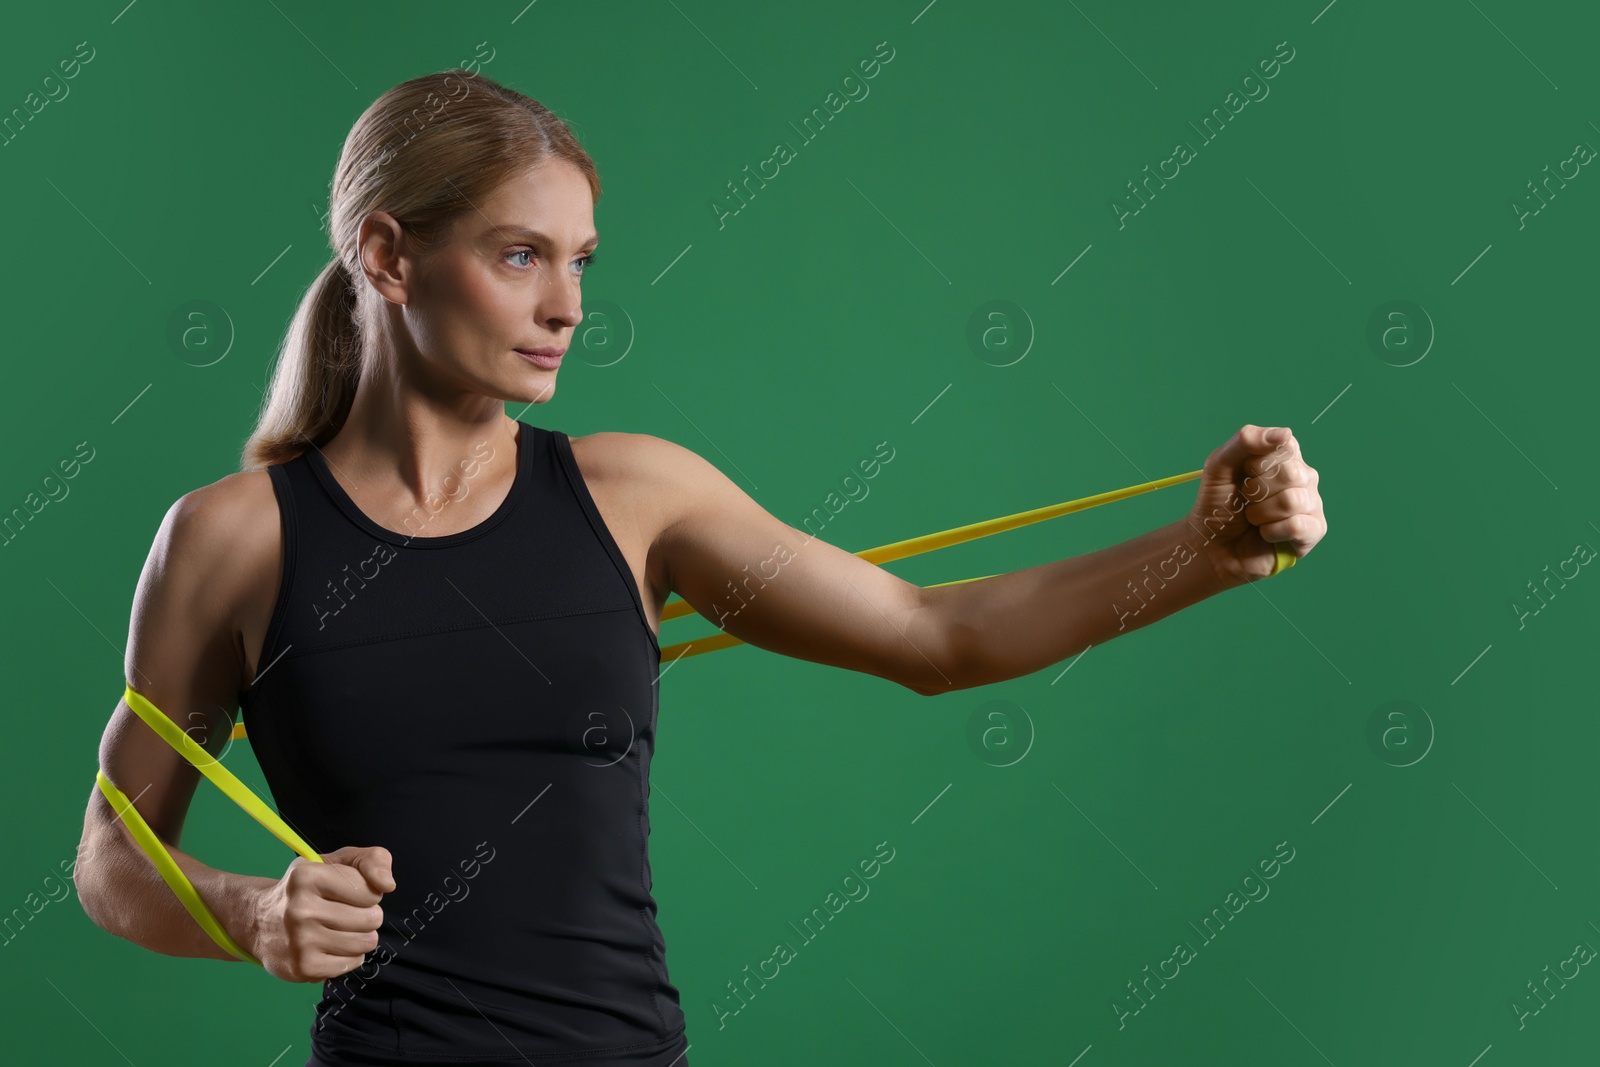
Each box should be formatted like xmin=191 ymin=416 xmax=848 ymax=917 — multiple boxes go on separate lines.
xmin=643 ymin=423 xmax=1325 ymax=696
xmin=917 ymin=424 xmax=1325 ymax=692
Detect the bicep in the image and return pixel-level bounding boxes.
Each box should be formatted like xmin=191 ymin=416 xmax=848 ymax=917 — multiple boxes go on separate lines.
xmin=650 ymin=440 xmax=949 ymax=693
xmin=91 ymin=492 xmax=249 ymax=848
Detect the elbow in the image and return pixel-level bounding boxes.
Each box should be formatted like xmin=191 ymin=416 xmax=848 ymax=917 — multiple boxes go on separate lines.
xmin=900 ymin=613 xmax=979 ymax=697
xmin=905 ymin=672 xmax=971 ymax=698
xmin=73 ymin=816 xmax=128 ymax=935
xmin=72 ymin=850 xmax=109 ymax=932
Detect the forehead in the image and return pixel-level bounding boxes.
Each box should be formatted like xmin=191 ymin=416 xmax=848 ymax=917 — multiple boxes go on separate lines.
xmin=466 ymin=162 xmax=596 ymax=246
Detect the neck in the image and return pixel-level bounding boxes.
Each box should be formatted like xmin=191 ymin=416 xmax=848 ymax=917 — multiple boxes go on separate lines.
xmin=322 ymin=349 xmax=518 ymax=505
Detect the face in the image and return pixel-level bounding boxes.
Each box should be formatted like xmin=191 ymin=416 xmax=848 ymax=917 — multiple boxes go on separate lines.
xmin=386 ymin=161 xmax=598 ymax=406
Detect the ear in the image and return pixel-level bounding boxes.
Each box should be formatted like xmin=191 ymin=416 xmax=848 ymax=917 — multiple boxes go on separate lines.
xmin=358 ymin=210 xmax=414 ymax=306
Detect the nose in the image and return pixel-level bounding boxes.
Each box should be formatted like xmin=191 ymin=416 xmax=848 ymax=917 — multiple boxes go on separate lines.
xmin=536 ymin=264 xmax=583 ymax=333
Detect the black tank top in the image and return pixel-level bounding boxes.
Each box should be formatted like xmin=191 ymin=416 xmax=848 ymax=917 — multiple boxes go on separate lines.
xmin=238 ymin=420 xmax=690 ymax=1067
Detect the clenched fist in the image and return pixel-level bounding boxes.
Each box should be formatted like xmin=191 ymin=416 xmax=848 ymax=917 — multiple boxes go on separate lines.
xmin=250 ymin=844 xmax=396 ymax=983
xmin=1188 ymin=424 xmax=1326 ymax=586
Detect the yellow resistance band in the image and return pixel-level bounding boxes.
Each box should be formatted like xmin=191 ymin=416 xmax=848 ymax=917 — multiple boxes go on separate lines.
xmin=110 ymin=468 xmax=1296 ymax=961
xmin=223 ymin=465 xmax=1296 ymax=735
xmin=651 ymin=467 xmax=1295 ymax=661
xmin=96 ymin=684 xmax=325 ymax=966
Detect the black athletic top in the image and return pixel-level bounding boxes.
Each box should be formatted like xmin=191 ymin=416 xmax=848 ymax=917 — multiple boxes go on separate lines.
xmin=237 ymin=420 xmax=690 ymax=1067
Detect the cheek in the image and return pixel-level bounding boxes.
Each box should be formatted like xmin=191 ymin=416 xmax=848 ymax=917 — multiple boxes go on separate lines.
xmin=479 ymin=282 xmax=530 ymax=334
xmin=415 ymin=263 xmax=523 ymax=355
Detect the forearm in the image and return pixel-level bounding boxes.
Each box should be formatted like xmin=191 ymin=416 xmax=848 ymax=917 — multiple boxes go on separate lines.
xmin=76 ymin=804 xmax=274 ymax=963
xmin=919 ymin=517 xmax=1232 ymax=692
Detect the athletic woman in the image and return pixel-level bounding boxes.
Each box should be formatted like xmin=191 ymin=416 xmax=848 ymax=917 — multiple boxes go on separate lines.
xmin=73 ymin=70 xmax=1327 ymax=1067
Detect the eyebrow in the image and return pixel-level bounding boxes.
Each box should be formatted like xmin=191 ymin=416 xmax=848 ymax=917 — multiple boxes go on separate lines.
xmin=477 ymin=225 xmax=599 ymax=249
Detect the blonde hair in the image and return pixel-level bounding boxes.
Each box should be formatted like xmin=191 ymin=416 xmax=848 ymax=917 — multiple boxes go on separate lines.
xmin=241 ymin=69 xmax=601 ymax=470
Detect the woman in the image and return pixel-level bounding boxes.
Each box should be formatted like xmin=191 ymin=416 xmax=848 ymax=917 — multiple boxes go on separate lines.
xmin=73 ymin=69 xmax=1326 ymax=1067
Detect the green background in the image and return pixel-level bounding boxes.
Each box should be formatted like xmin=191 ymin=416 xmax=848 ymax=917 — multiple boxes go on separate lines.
xmin=3 ymin=1 xmax=1596 ymax=1064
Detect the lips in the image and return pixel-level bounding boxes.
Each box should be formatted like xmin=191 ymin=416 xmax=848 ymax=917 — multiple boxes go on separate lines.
xmin=515 ymin=346 xmax=565 ymax=369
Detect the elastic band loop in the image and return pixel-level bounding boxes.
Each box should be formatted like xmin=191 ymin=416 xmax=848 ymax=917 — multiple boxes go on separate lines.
xmin=658 ymin=571 xmax=1001 ymax=661
xmin=229 ymin=467 xmax=1305 ymax=716
xmin=657 ymin=469 xmax=1204 ymax=624
xmin=121 ymin=685 xmax=322 ymax=863
xmin=855 ymin=469 xmax=1206 ymax=567
xmin=94 ymin=768 xmax=261 ymax=966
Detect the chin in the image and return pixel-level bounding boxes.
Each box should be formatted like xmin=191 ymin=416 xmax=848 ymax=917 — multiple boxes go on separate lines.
xmin=514 ymin=379 xmax=557 ymax=405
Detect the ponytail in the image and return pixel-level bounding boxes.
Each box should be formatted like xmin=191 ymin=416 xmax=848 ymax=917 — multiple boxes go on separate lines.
xmin=241 ymin=256 xmax=364 ymax=470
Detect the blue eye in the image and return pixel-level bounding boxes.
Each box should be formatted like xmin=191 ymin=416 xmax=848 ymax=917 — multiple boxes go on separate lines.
xmin=505 ymin=250 xmax=597 ymax=275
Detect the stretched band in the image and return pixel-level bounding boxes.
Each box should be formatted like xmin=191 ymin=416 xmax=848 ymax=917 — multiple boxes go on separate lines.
xmin=111 ymin=467 xmax=1303 ymax=962
xmin=655 ymin=468 xmax=1300 ymax=660
xmin=94 ymin=767 xmax=261 ymax=965
xmin=120 ymin=685 xmax=321 ymax=862
xmin=224 ymin=465 xmax=1302 ymax=733
xmin=102 ymin=685 xmax=325 ymax=966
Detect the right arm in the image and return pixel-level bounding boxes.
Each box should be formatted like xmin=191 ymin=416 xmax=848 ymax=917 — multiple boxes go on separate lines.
xmin=73 ymin=475 xmax=394 ymax=980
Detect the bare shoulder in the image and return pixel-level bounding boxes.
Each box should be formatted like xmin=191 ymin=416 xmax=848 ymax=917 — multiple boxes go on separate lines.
xmin=566 ymin=430 xmax=706 ymax=479
xmin=158 ymin=468 xmax=280 ymax=573
xmin=566 ymin=430 xmax=713 ymax=530
xmin=132 ymin=467 xmax=284 ymax=692
xmin=565 ymin=432 xmax=725 ymax=622
xmin=568 ymin=431 xmax=937 ymax=693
